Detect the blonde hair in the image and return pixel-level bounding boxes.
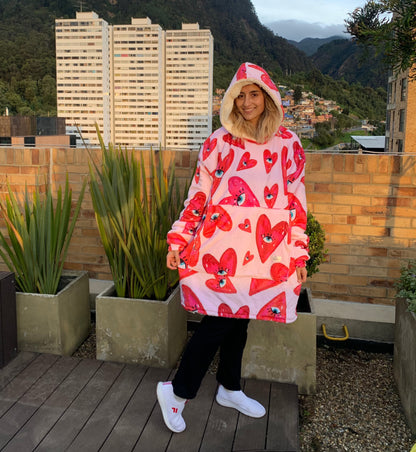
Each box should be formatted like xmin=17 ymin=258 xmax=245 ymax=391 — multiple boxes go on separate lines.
xmin=229 ymin=87 xmax=281 ymax=143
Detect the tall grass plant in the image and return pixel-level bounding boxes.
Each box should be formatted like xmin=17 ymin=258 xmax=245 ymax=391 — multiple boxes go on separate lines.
xmin=0 ymin=177 xmax=86 ymax=294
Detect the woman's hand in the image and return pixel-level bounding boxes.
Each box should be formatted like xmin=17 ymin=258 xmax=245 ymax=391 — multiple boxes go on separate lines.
xmin=167 ymin=250 xmax=180 ymax=270
xmin=296 ymin=266 xmax=307 ymax=284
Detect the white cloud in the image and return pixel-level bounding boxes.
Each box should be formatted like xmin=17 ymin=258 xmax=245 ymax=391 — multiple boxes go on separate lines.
xmin=252 ymin=0 xmax=367 ymax=28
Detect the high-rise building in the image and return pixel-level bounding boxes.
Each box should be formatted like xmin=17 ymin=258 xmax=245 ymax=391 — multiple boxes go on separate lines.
xmin=111 ymin=18 xmax=165 ymax=148
xmin=165 ymin=24 xmax=214 ymax=149
xmin=55 ymin=12 xmax=213 ymax=149
xmin=55 ymin=12 xmax=111 ymax=146
xmin=386 ymin=67 xmax=416 ymax=153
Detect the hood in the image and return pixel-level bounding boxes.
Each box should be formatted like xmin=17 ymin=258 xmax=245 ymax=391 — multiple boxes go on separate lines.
xmin=220 ymin=62 xmax=284 ymax=138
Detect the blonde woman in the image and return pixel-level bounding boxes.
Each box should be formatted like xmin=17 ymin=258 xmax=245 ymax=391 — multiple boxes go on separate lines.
xmin=157 ymin=62 xmax=309 ymax=433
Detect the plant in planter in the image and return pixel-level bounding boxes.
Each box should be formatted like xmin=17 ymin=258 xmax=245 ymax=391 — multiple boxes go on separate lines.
xmin=242 ymin=211 xmax=327 ymax=395
xmin=0 ymin=177 xmax=89 ymax=355
xmin=90 ymin=131 xmax=188 ymax=367
xmin=393 ymin=259 xmax=416 ymax=434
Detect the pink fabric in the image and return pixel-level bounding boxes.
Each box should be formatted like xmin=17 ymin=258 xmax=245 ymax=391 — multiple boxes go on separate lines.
xmin=167 ymin=63 xmax=309 ymax=324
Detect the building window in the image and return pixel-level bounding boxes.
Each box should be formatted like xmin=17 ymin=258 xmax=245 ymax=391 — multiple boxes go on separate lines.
xmin=397 ymin=139 xmax=403 ymax=153
xmin=399 ymin=109 xmax=405 ymax=132
xmin=400 ymin=78 xmax=407 ymax=101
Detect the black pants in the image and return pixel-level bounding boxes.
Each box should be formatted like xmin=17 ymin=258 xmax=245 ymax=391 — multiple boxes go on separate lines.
xmin=172 ymin=315 xmax=250 ymax=399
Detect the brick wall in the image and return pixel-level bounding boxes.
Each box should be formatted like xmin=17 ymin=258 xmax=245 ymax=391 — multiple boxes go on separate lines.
xmin=0 ymin=146 xmax=415 ymax=306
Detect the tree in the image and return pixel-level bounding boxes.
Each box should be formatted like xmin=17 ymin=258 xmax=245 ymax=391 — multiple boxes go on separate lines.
xmin=293 ymin=85 xmax=302 ymax=105
xmin=345 ymin=0 xmax=416 ymax=78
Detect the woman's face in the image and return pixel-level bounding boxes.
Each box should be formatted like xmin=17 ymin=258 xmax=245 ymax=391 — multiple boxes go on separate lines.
xmin=234 ymin=84 xmax=265 ymax=127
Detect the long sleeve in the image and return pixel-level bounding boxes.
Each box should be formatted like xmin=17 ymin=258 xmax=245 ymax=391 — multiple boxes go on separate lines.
xmin=286 ymin=136 xmax=309 ymax=267
xmin=167 ymin=133 xmax=219 ymax=252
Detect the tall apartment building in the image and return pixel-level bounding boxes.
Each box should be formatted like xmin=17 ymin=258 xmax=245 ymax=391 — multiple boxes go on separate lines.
xmin=165 ymin=24 xmax=214 ymax=149
xmin=55 ymin=12 xmax=213 ymax=149
xmin=111 ymin=18 xmax=165 ymax=148
xmin=386 ymin=67 xmax=416 ymax=153
xmin=55 ymin=12 xmax=111 ymax=146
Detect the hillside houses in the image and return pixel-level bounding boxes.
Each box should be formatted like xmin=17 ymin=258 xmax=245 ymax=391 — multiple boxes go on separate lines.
xmin=212 ymin=86 xmax=342 ymax=139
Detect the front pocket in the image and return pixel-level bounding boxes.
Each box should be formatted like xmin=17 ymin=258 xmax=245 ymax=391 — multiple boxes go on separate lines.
xmin=181 ymin=205 xmax=292 ymax=279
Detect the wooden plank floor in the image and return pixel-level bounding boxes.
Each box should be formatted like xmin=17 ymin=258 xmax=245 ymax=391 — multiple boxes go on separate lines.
xmin=0 ymin=352 xmax=299 ymax=452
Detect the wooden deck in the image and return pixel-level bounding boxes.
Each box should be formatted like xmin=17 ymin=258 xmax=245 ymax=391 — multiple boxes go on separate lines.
xmin=0 ymin=352 xmax=299 ymax=452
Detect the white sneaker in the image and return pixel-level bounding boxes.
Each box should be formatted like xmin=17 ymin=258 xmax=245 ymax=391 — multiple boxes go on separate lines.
xmin=216 ymin=384 xmax=266 ymax=418
xmin=156 ymin=381 xmax=187 ymax=433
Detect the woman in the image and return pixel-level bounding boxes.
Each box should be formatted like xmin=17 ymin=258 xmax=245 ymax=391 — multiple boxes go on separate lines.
xmin=157 ymin=62 xmax=309 ymax=433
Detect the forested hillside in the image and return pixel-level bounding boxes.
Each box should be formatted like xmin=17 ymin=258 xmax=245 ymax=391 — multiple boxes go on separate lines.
xmin=0 ymin=0 xmax=387 ymax=120
xmin=312 ymin=39 xmax=388 ymax=90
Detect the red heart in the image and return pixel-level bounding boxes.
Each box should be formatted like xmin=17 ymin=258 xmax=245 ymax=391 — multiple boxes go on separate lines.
xmin=202 ymin=248 xmax=237 ymax=277
xmin=237 ymin=152 xmax=257 ymax=171
xmin=206 ymin=276 xmax=237 ymax=293
xmin=279 ymin=126 xmax=293 ymax=139
xmin=249 ymin=278 xmax=278 ymax=295
xmin=256 ymin=214 xmax=288 ymax=263
xmin=182 ymin=285 xmax=207 ymax=314
xmin=263 ymin=149 xmax=277 ymax=174
xmin=256 ymin=292 xmax=287 ymax=322
xmin=203 ymin=205 xmax=232 ymax=238
xmin=243 ymin=251 xmax=254 ymax=266
xmin=238 ymin=219 xmax=251 ymax=233
xmin=264 ymin=184 xmax=278 ymax=208
xmin=218 ymin=303 xmax=250 ymax=318
xmin=270 ymin=263 xmax=289 ymax=282
xmin=211 ymin=149 xmax=234 ymax=194
xmin=219 ymin=177 xmax=260 ymax=207
xmin=181 ymin=191 xmax=207 ymax=222
xmin=202 ymin=137 xmax=217 ymax=161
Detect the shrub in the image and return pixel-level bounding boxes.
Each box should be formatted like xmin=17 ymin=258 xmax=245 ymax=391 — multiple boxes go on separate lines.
xmin=395 ymin=259 xmax=416 ymax=314
xmin=305 ymin=211 xmax=327 ymax=277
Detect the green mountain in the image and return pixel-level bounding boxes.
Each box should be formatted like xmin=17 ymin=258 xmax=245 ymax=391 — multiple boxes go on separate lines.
xmin=311 ymin=39 xmax=388 ymax=90
xmin=289 ymin=36 xmax=345 ymax=57
xmin=0 ymin=0 xmax=387 ymax=120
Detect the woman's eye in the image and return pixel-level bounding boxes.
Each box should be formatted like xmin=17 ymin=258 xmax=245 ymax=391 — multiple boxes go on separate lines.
xmin=237 ymin=193 xmax=246 ymax=205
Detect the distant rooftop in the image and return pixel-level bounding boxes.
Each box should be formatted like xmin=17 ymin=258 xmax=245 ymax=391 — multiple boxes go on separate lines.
xmin=351 ymin=135 xmax=385 ymax=150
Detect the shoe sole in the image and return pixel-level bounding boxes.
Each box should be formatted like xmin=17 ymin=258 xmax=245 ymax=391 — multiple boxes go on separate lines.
xmin=216 ymin=395 xmax=266 ymax=418
xmin=156 ymin=383 xmax=186 ymax=433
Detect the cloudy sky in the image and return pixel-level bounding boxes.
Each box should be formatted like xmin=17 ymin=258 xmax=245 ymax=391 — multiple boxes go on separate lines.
xmin=250 ymin=0 xmax=368 ymax=41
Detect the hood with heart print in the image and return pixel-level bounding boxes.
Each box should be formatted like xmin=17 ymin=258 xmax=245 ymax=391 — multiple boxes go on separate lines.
xmin=219 ymin=62 xmax=284 ymax=139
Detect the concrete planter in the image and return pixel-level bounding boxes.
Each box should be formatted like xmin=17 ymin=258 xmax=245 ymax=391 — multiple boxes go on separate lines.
xmin=96 ymin=285 xmax=187 ymax=368
xmin=16 ymin=270 xmax=90 ymax=356
xmin=242 ymin=287 xmax=316 ymax=395
xmin=393 ymin=297 xmax=416 ymax=434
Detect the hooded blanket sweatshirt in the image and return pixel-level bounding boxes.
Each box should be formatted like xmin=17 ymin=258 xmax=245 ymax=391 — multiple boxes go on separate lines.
xmin=167 ymin=63 xmax=309 ymax=324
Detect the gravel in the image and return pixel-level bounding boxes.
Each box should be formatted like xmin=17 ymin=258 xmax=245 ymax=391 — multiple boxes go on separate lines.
xmin=73 ymin=325 xmax=415 ymax=451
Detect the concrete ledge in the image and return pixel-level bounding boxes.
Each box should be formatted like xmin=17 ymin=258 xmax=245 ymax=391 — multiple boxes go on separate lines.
xmin=311 ymin=298 xmax=395 ymax=343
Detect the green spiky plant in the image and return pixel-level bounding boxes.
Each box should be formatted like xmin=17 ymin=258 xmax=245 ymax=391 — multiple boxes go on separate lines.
xmin=89 ymin=130 xmax=187 ymax=300
xmin=0 ymin=177 xmax=86 ymax=294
